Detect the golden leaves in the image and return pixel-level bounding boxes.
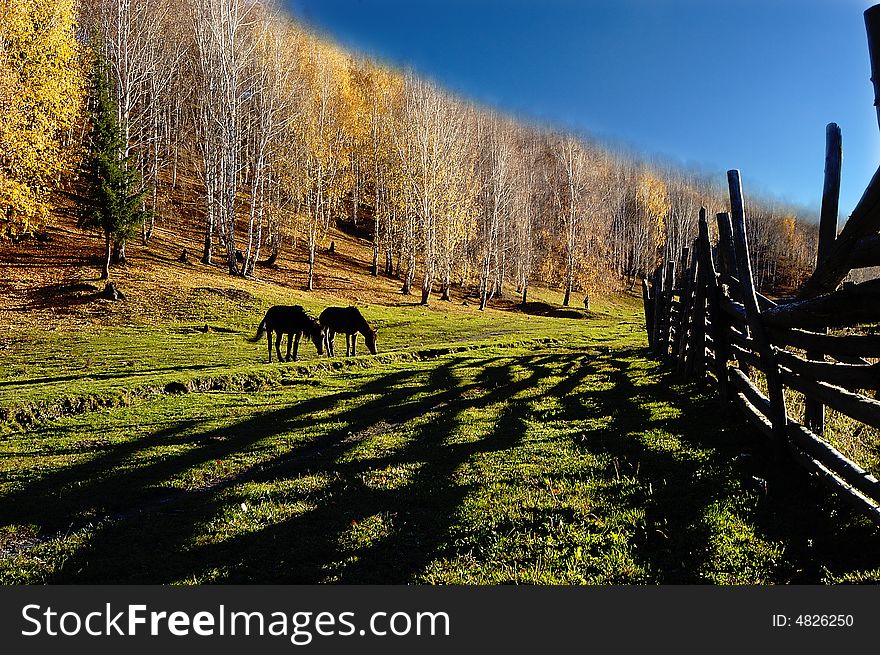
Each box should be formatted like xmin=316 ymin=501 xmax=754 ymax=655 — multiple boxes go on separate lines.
xmin=0 ymin=0 xmax=85 ymax=236
xmin=636 ymin=173 xmax=669 ymax=248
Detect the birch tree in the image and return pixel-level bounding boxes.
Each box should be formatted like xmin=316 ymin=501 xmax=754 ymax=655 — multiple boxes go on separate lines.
xmin=189 ymin=0 xmax=262 ymax=274
xmin=300 ymin=43 xmax=353 ymax=289
xmin=393 ymin=74 xmax=471 ymax=304
xmin=239 ymin=14 xmax=297 ymax=276
xmin=477 ymin=114 xmax=517 ymax=310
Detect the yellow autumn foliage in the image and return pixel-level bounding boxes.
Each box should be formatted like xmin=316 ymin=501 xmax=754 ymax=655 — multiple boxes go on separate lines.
xmin=0 ymin=0 xmax=85 ymax=237
xmin=781 ymin=214 xmax=797 ymax=244
xmin=636 ymin=172 xmax=669 ymax=249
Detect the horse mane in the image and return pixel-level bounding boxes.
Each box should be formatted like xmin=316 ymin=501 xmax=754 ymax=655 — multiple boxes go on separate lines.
xmin=349 ymin=306 xmax=371 ymax=334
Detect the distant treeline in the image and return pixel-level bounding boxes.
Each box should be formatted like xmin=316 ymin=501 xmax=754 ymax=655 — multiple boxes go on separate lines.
xmin=0 ymin=0 xmax=818 ymax=301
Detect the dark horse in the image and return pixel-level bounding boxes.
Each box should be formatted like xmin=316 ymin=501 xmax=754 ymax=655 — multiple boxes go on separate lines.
xmin=252 ymin=305 xmax=324 ymax=363
xmin=319 ymin=306 xmax=378 ymax=357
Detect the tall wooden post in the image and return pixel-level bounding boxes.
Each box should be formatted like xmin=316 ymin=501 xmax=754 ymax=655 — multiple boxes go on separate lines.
xmin=661 ymin=261 xmax=676 ymax=357
xmin=797 ymin=6 xmax=880 ymax=299
xmin=685 ymin=236 xmax=706 ymax=380
xmin=805 ymin=123 xmax=842 ymax=434
xmin=728 ymin=170 xmax=788 ymax=443
xmin=715 ymin=208 xmax=738 ymax=286
xmin=672 ymin=247 xmax=690 ymax=365
xmin=865 ymin=5 xmax=880 ymax=133
xmin=676 ymin=246 xmax=697 ymax=373
xmin=818 ymin=123 xmax=843 ymax=265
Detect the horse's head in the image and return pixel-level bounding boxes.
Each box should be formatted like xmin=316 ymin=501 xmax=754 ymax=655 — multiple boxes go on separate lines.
xmin=365 ymin=328 xmax=378 ymax=355
xmin=309 ymin=319 xmax=324 ymax=355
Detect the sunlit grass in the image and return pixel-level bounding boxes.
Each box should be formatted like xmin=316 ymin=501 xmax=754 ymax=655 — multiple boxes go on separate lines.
xmin=1 ymin=295 xmax=879 ymax=584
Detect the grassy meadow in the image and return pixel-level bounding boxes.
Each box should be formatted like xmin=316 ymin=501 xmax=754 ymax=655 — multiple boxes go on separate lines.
xmin=2 ymin=227 xmax=880 ymax=584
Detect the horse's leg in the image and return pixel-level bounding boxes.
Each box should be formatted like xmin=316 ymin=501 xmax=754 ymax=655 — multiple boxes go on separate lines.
xmin=285 ymin=332 xmax=294 ymax=362
xmin=351 ymin=333 xmax=357 ymax=356
xmin=328 ymin=330 xmax=336 ymax=357
xmin=267 ymin=330 xmax=272 ymax=363
xmin=291 ymin=333 xmax=301 ymax=361
xmin=275 ymin=332 xmax=284 ymax=363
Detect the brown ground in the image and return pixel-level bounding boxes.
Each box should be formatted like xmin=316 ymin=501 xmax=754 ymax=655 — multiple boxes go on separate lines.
xmin=0 ymin=180 xmax=549 ymax=333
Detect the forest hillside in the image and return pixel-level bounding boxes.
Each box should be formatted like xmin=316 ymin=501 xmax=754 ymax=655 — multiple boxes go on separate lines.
xmin=1 ymin=0 xmax=819 ymax=306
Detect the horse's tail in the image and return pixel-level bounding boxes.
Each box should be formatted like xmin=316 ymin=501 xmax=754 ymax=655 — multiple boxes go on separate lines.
xmin=251 ymin=317 xmax=267 ymax=343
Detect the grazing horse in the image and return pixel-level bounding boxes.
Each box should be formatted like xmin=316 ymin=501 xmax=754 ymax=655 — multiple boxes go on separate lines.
xmin=319 ymin=306 xmax=378 ymax=357
xmin=252 ymin=305 xmax=324 ymax=363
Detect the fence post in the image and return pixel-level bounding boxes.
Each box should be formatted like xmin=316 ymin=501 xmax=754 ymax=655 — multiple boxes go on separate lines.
xmin=676 ymin=246 xmax=697 ymax=374
xmin=697 ymin=210 xmax=729 ymax=393
xmin=660 ymin=261 xmax=676 ymax=358
xmin=866 ymin=5 xmax=880 ymax=133
xmin=682 ymin=239 xmax=706 ymax=380
xmin=652 ymin=266 xmax=664 ymax=354
xmin=715 ymin=208 xmax=738 ymax=286
xmin=672 ymin=247 xmax=690 ymax=366
xmin=805 ymin=123 xmax=842 ymax=435
xmin=642 ymin=277 xmax=654 ymax=351
xmin=727 ymin=170 xmax=788 ymax=442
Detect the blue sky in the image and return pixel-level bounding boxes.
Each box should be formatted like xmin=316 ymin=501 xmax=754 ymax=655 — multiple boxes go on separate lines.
xmin=285 ymin=0 xmax=880 ymax=219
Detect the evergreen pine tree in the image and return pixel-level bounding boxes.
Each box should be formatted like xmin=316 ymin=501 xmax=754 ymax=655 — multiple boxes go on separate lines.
xmin=82 ymin=54 xmax=148 ymax=280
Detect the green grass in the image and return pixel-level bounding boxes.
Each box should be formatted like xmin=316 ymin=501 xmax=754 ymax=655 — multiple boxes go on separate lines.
xmin=1 ymin=295 xmax=879 ymax=584
xmin=0 ymin=290 xmax=640 ymax=424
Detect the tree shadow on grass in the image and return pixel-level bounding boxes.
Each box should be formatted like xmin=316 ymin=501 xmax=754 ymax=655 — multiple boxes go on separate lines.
xmin=6 ymin=344 xmax=878 ymax=584
xmin=0 ymin=365 xmax=435 ymax=534
xmin=39 ymin=354 xmax=566 ymax=583
xmin=508 ymin=301 xmax=592 ymax=320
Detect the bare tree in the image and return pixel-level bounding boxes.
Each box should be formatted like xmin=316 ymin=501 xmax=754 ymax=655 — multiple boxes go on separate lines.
xmin=476 ymin=113 xmax=516 ymax=310
xmin=189 ymin=0 xmax=263 ymax=274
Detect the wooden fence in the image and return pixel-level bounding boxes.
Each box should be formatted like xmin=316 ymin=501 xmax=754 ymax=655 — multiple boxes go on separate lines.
xmin=642 ymin=5 xmax=880 ymax=524
xmin=643 ymin=181 xmax=880 ymax=525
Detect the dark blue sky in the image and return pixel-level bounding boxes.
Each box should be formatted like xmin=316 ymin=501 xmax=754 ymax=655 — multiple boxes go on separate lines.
xmin=285 ymin=0 xmax=880 ymax=218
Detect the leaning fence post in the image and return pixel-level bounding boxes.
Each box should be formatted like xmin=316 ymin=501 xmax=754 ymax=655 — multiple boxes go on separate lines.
xmin=805 ymin=123 xmax=842 ymax=434
xmin=715 ymin=210 xmax=738 ymax=285
xmin=866 ymin=5 xmax=880 ymax=133
xmin=685 ymin=237 xmax=706 ymax=380
xmin=728 ymin=170 xmax=788 ymax=442
xmin=678 ymin=239 xmax=705 ymax=379
xmin=715 ymin=211 xmax=738 ymax=289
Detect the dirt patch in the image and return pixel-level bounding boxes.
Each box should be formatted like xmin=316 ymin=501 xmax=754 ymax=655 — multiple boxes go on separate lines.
xmin=0 ymin=525 xmax=40 ymax=557
xmin=26 ymin=281 xmax=104 ymax=311
xmin=193 ymin=287 xmax=258 ymax=304
xmin=70 ymin=438 xmax=112 ymax=452
xmin=175 ymin=324 xmax=239 ymax=335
